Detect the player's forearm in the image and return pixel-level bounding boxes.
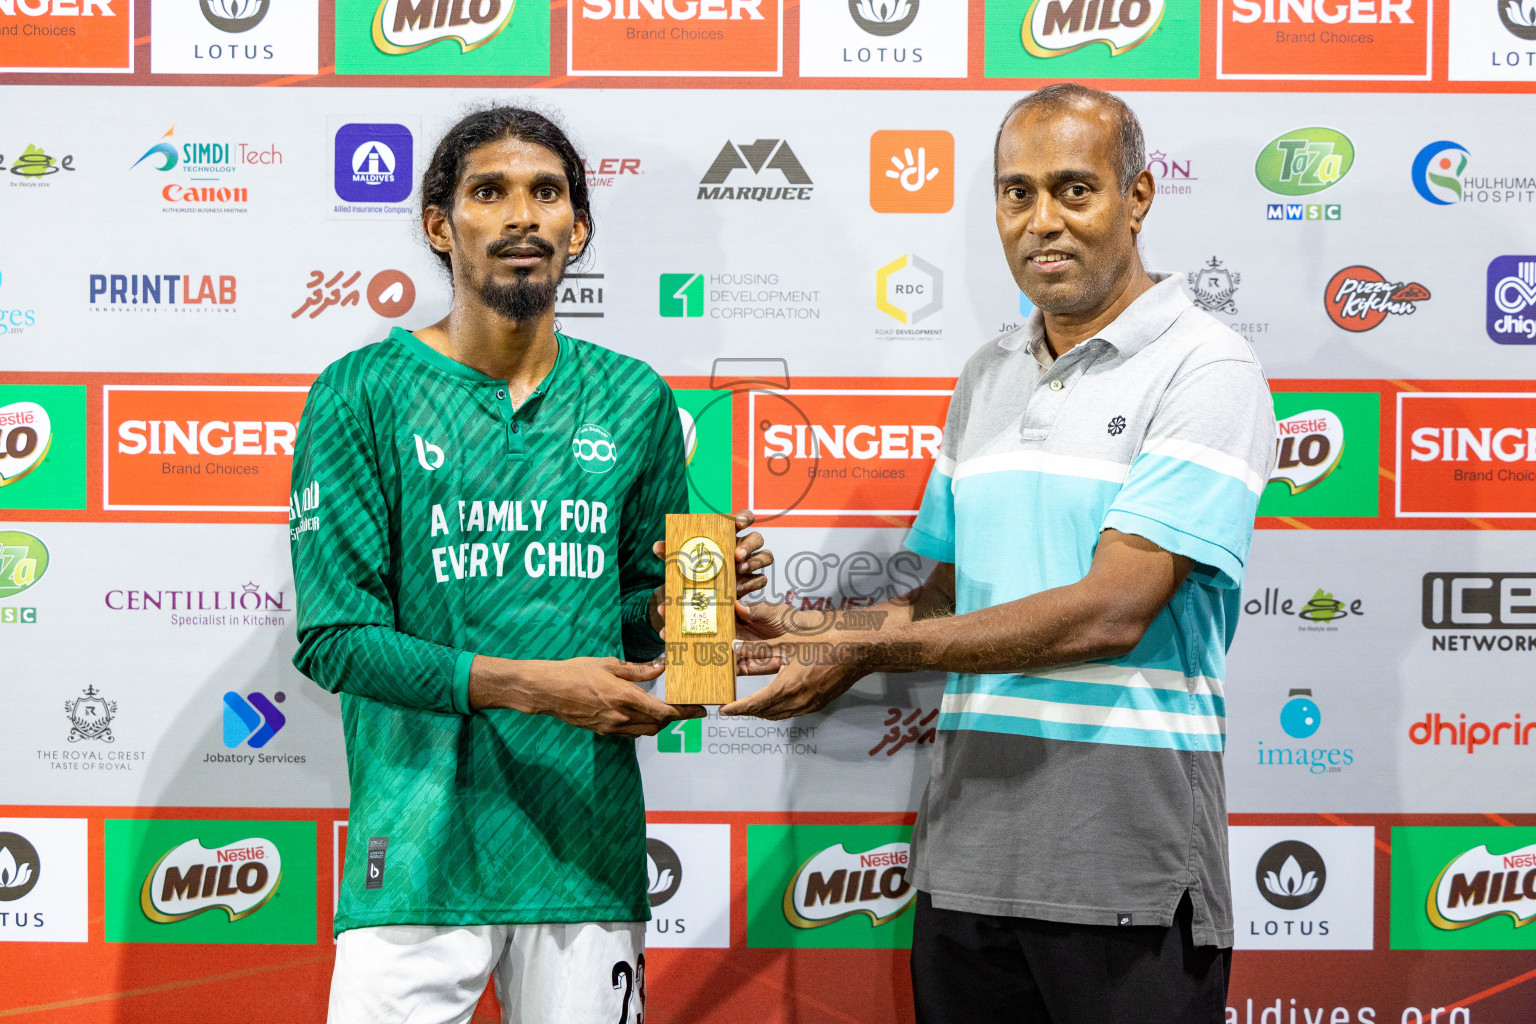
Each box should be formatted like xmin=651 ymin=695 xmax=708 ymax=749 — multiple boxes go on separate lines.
xmin=467 ymin=655 xmax=561 ymax=713
xmin=294 ymin=624 xmax=473 ymax=715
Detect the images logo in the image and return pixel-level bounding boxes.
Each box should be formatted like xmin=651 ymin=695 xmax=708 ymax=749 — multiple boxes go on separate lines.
xmin=1255 ymin=127 xmax=1354 ymax=196
xmin=851 ymin=0 xmax=917 ymax=34
xmin=1218 ymin=0 xmax=1428 ymax=80
xmin=698 ymin=140 xmax=812 ymax=201
xmin=1270 ymin=409 xmax=1342 ymax=493
xmin=1187 ymin=256 xmax=1239 ymax=314
xmin=1412 ymin=141 xmax=1469 ymax=205
xmin=1258 ymin=688 xmax=1353 ymax=774
xmin=200 ymin=0 xmax=268 ymax=32
xmin=141 ymin=837 xmax=281 ymax=923
xmin=0 ymin=0 xmax=133 ymax=72
xmin=1257 ymin=840 xmax=1326 ymax=911
xmin=876 ymin=254 xmax=942 ymax=326
xmin=869 ymin=130 xmax=952 ymax=213
xmin=372 ymin=0 xmax=515 ymax=53
xmin=660 ymin=273 xmax=705 ymax=317
xmin=1487 ymin=256 xmax=1536 ymax=344
xmin=748 ymin=825 xmax=916 ymax=948
xmin=223 ymin=691 xmax=286 ymax=748
xmin=1397 ymin=392 xmax=1536 ymax=518
xmin=1021 ymin=0 xmax=1165 ymax=57
xmin=334 ymin=124 xmax=412 ymax=204
xmin=1324 ymin=266 xmax=1429 ymax=331
xmin=570 ymin=0 xmax=780 ymax=75
xmin=1280 ymin=688 xmax=1321 ymax=739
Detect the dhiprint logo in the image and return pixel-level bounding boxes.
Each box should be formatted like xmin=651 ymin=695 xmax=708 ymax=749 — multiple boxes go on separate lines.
xmin=1412 ymin=141 xmax=1470 ymax=205
xmin=869 ymin=131 xmax=953 ymax=213
xmin=1187 ymin=257 xmax=1239 ymax=314
xmin=1487 ymin=255 xmax=1536 ymax=344
xmin=697 ymin=140 xmax=813 ymax=201
xmin=222 ymin=691 xmax=286 ymax=749
xmin=414 ymin=434 xmax=444 ymax=472
xmin=851 ymin=0 xmax=917 ymax=35
xmin=200 ymin=0 xmax=269 ymax=32
xmin=1020 ymin=0 xmax=1166 ymax=58
xmin=572 ymin=423 xmax=617 ymax=474
xmin=140 ymin=837 xmax=281 ymax=923
xmin=1324 ymin=266 xmax=1429 ymax=331
xmin=0 ymin=833 xmax=40 ymax=902
xmin=334 ymin=124 xmax=413 ymax=205
xmin=1257 ymin=840 xmax=1326 ymax=911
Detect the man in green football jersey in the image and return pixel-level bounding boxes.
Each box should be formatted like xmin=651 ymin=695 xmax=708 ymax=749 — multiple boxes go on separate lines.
xmin=289 ymin=106 xmax=773 ymax=1024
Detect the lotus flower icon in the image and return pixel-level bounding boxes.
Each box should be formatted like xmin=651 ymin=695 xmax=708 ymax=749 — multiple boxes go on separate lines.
xmin=849 ymin=0 xmax=919 ymax=35
xmin=0 ymin=845 xmax=34 ymax=892
xmin=1507 ymin=0 xmax=1536 ymax=28
xmin=1263 ymin=855 xmax=1318 ymax=899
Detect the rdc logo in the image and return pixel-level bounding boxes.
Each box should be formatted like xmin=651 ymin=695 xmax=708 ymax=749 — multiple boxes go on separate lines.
xmin=571 ymin=423 xmax=616 ymax=474
xmin=1279 ymin=688 xmax=1321 ymax=739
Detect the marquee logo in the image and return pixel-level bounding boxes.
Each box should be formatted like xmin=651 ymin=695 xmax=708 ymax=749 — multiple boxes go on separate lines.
xmin=570 ymin=0 xmax=780 ymax=75
xmin=1324 ymin=266 xmax=1429 ymax=331
xmin=1428 ymin=843 xmax=1536 ymax=930
xmin=1257 ymin=840 xmax=1326 ymax=911
xmin=1397 ymin=392 xmax=1536 ymax=518
xmin=200 ymin=0 xmax=268 ymax=32
xmin=1255 ymin=127 xmax=1354 ymax=196
xmin=783 ymin=841 xmax=915 ymax=928
xmin=140 ymin=837 xmax=281 ymax=923
xmin=1488 ymin=256 xmax=1536 ymax=344
xmin=0 ymin=0 xmax=132 ymax=72
xmin=1412 ymin=141 xmax=1470 ymax=205
xmin=372 ymin=0 xmax=515 ymax=53
xmin=0 ymin=531 xmax=48 ymax=600
xmin=1021 ymin=0 xmax=1165 ymax=57
xmin=1218 ymin=0 xmax=1427 ymax=80
xmin=1270 ymin=409 xmax=1342 ymax=493
xmin=0 ymin=402 xmax=51 ymax=488
xmin=698 ymin=140 xmax=812 ymax=200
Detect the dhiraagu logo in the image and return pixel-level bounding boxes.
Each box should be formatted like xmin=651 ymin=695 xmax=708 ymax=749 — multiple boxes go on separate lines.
xmin=571 ymin=423 xmax=617 ymax=474
xmin=1255 ymin=128 xmax=1355 ymax=196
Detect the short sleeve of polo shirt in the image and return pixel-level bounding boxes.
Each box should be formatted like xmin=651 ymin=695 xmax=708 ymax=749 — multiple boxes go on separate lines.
xmin=1101 ymin=358 xmax=1275 ymax=589
xmin=906 ymin=376 xmax=972 ymax=564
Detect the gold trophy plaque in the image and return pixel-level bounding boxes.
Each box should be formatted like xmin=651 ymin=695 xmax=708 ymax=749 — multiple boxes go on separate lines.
xmin=663 ymin=513 xmax=737 ymax=705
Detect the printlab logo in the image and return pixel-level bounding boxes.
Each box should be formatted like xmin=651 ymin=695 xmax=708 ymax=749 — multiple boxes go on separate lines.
xmin=1187 ymin=257 xmax=1239 ymax=314
xmin=334 ymin=124 xmax=413 ymax=205
xmin=697 ymin=140 xmax=813 ymax=200
xmin=292 ymin=269 xmax=415 ymax=320
xmin=64 ymin=685 xmax=117 ymax=744
xmin=1487 ymin=255 xmax=1536 ymax=344
xmin=869 ymin=130 xmax=953 ymax=213
xmin=0 ymin=832 xmax=40 ymax=903
xmin=1324 ymin=266 xmax=1429 ymax=331
xmin=1256 ymin=841 xmax=1326 ymax=911
xmin=572 ymin=423 xmax=617 ymax=474
xmin=1412 ymin=141 xmax=1470 ymax=205
xmin=851 ymin=0 xmax=917 ymax=34
xmin=647 ymin=838 xmax=683 ymax=907
xmin=1020 ymin=0 xmax=1166 ymax=58
xmin=875 ymin=254 xmax=942 ymax=326
xmin=223 ymin=691 xmax=286 ymax=749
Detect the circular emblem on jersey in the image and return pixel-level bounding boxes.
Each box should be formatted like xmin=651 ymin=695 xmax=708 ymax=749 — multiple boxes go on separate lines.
xmin=571 ymin=423 xmax=617 ymax=474
xmin=678 ymin=536 xmax=725 ymax=584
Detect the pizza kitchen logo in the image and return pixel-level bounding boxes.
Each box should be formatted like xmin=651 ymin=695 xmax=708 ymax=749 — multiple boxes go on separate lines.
xmin=782 ymin=841 xmax=915 ymax=928
xmin=1020 ymin=0 xmax=1165 ymax=58
xmin=1323 ymin=266 xmax=1429 ymax=331
xmin=140 ymin=837 xmax=281 ymax=924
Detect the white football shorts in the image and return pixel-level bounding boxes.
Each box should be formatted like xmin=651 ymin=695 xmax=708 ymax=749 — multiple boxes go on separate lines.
xmin=327 ymin=920 xmax=646 ymax=1024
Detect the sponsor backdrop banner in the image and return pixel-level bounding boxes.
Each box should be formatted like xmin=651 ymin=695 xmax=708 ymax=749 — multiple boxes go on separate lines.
xmin=3 ymin=2 xmax=1536 ymax=1021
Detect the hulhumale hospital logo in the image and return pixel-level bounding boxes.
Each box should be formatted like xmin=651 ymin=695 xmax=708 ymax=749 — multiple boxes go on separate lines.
xmin=1412 ymin=141 xmax=1470 ymax=205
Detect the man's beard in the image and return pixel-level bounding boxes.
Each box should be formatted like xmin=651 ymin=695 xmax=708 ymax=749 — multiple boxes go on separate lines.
xmin=479 ymin=234 xmax=561 ymax=321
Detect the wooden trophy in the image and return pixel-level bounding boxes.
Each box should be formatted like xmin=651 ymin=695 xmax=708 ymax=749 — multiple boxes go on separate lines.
xmin=663 ymin=513 xmax=737 ymax=705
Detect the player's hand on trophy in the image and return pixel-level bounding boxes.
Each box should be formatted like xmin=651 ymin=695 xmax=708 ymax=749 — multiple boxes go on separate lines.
xmin=479 ymin=656 xmax=704 ymax=737
xmin=721 ymin=611 xmax=873 ymax=720
xmin=649 ymin=509 xmax=774 ymax=633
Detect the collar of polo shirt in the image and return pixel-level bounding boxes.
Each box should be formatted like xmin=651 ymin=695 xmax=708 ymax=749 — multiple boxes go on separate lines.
xmin=998 ymin=272 xmax=1190 ymax=369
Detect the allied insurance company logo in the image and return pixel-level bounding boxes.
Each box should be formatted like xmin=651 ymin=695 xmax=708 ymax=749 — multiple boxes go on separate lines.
xmin=697 ymin=139 xmax=812 ymax=201
xmin=1216 ymin=0 xmax=1429 ymax=81
xmin=1488 ymin=255 xmax=1536 ymax=344
xmin=1019 ymin=0 xmax=1166 ymax=58
xmin=1255 ymin=127 xmax=1353 ymax=222
xmin=0 ymin=0 xmax=132 ymax=73
xmin=1396 ymin=392 xmax=1536 ymax=518
xmin=569 ymin=0 xmax=781 ymax=76
xmin=334 ymin=123 xmax=413 ymax=205
xmin=869 ymin=130 xmax=953 ymax=213
xmin=1324 ymin=267 xmax=1429 ymax=331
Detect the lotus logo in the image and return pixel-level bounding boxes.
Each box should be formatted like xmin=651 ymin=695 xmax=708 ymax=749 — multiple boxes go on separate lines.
xmin=783 ymin=841 xmax=915 ymax=928
xmin=849 ymin=0 xmax=917 ymax=36
xmin=1501 ymin=0 xmax=1536 ymax=40
xmin=0 ymin=833 xmax=40 ymax=902
xmin=200 ymin=0 xmax=270 ymax=32
xmin=371 ymin=0 xmax=517 ymax=55
xmin=140 ymin=837 xmax=281 ymax=923
xmin=647 ymin=838 xmax=683 ymax=907
xmin=1256 ymin=840 xmax=1326 ymax=911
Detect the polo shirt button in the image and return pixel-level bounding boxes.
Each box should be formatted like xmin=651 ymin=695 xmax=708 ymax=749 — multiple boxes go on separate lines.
xmin=496 ymin=389 xmax=506 ymax=400
xmin=1049 ymin=379 xmax=1064 ymax=391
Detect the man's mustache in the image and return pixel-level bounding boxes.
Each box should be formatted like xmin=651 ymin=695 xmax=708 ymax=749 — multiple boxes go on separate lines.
xmin=486 ymin=235 xmax=557 ymax=260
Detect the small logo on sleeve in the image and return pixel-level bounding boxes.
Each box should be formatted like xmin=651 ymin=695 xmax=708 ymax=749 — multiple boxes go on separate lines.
xmin=365 ymin=836 xmax=388 ymax=890
xmin=413 ymin=434 xmax=444 ymax=472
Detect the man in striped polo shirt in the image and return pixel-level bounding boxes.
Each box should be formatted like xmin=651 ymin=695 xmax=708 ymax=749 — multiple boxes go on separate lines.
xmin=727 ymin=84 xmax=1275 ymax=1022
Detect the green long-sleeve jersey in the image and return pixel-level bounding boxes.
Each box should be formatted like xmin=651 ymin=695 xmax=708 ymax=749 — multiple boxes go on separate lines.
xmin=288 ymin=327 xmax=687 ymax=934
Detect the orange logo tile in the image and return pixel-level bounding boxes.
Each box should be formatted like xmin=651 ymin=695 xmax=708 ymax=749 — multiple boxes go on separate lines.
xmin=870 ymin=130 xmax=954 ymax=214
xmin=0 ymin=0 xmax=133 ymax=72
xmin=1218 ymin=0 xmax=1430 ymax=80
xmin=1398 ymin=392 xmax=1536 ymax=518
xmin=568 ymin=0 xmax=781 ymax=75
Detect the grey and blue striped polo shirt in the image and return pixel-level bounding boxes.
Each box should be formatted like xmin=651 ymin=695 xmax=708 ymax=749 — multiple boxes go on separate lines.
xmin=905 ymin=273 xmax=1275 ymax=947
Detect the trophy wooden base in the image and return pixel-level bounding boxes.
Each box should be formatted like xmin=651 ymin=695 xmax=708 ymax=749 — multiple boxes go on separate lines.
xmin=663 ymin=513 xmax=737 ymax=705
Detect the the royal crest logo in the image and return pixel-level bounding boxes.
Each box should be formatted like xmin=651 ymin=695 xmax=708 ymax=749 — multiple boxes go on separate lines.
xmin=64 ymin=685 xmax=117 ymax=743
xmin=0 ymin=401 xmax=52 ymax=488
xmin=1020 ymin=0 xmax=1165 ymax=58
xmin=1187 ymin=256 xmax=1239 ymax=315
xmin=1324 ymin=266 xmax=1430 ymax=332
xmin=371 ymin=0 xmax=516 ymax=54
xmin=140 ymin=837 xmax=282 ymax=923
xmin=1427 ymin=842 xmax=1536 ymax=930
xmin=572 ymin=423 xmax=617 ymax=474
xmin=1270 ymin=410 xmax=1343 ymax=494
xmin=782 ymin=841 xmax=915 ymax=928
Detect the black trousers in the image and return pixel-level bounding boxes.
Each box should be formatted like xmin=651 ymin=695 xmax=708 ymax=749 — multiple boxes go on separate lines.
xmin=910 ymin=890 xmax=1233 ymax=1024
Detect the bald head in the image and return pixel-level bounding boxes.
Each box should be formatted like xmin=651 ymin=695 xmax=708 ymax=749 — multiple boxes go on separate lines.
xmin=993 ymin=84 xmax=1146 ymax=195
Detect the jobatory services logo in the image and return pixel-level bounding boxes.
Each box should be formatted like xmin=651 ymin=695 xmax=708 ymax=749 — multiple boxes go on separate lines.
xmin=0 ymin=385 xmax=87 ymax=512
xmin=1449 ymin=0 xmax=1536 ymax=81
xmin=105 ymin=819 xmax=316 ymax=944
xmin=1411 ymin=141 xmax=1469 ymax=204
xmin=570 ymin=0 xmax=781 ymax=75
xmin=869 ymin=131 xmax=953 ymax=212
xmin=1257 ymin=688 xmax=1354 ymax=775
xmin=1324 ymin=266 xmax=1429 ymax=331
xmin=1396 ymin=392 xmax=1536 ymax=518
xmin=875 ymin=254 xmax=943 ymax=336
xmin=223 ymin=691 xmax=287 ymax=749
xmin=985 ymin=0 xmax=1198 ymax=79
xmin=0 ymin=0 xmax=133 ymax=72
xmin=0 ymin=819 xmax=88 ymax=942
xmin=1391 ymin=827 xmax=1536 ymax=950
xmin=103 ymin=385 xmax=309 ymax=514
xmin=799 ymin=0 xmax=966 ymax=77
xmin=1187 ymin=257 xmax=1239 ymax=315
xmin=1257 ymin=392 xmax=1377 ymax=518
xmin=0 ymin=530 xmax=49 ymax=625
xmin=1255 ymin=127 xmax=1352 ymax=222
xmin=1230 ymin=827 xmax=1374 ymax=950
xmin=151 ymin=0 xmax=319 ymax=74
xmin=1217 ymin=0 xmax=1429 ymax=80
xmin=748 ymin=825 xmax=916 ymax=948
xmin=334 ymin=123 xmax=413 ymax=205
xmin=697 ymin=139 xmax=812 ymax=200
xmin=335 ymin=0 xmax=548 ymax=75
xmin=1421 ymin=571 xmax=1536 ymax=653
xmin=2 ymin=143 xmax=75 ymax=188
xmin=1488 ymin=256 xmax=1536 ymax=343
xmin=645 ymin=824 xmax=730 ymax=947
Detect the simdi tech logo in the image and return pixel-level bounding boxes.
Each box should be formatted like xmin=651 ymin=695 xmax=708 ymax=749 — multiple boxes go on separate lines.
xmin=334 ymin=0 xmax=549 ymax=75
xmin=1217 ymin=0 xmax=1429 ymax=80
xmin=0 ymin=385 xmax=87 ymax=511
xmin=0 ymin=0 xmax=133 ymax=72
xmin=1396 ymin=392 xmax=1536 ymax=518
xmin=1255 ymin=127 xmax=1353 ymax=222
xmin=799 ymin=0 xmax=967 ymax=78
xmin=1391 ymin=827 xmax=1536 ymax=950
xmin=869 ymin=130 xmax=953 ymax=213
xmin=747 ymin=825 xmax=917 ymax=948
xmin=129 ymin=125 xmax=282 ymax=214
xmin=150 ymin=0 xmax=320 ymax=75
xmin=569 ymin=0 xmax=781 ymax=75
xmin=105 ymin=819 xmax=316 ymax=944
xmin=1257 ymin=391 xmax=1378 ymax=518
xmin=985 ymin=0 xmax=1199 ymax=79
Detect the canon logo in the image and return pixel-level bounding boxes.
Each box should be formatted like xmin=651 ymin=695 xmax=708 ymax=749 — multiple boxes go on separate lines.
xmin=1228 ymin=0 xmax=1412 ymax=22
xmin=580 ymin=0 xmax=763 ymax=18
xmin=117 ymin=420 xmax=297 ymax=457
xmin=1409 ymin=427 xmax=1536 ymax=463
xmin=761 ymin=423 xmax=941 ymax=460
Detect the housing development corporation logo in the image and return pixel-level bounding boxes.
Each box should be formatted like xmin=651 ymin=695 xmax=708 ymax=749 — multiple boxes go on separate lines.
xmin=1412 ymin=141 xmax=1470 ymax=204
xmin=658 ymin=272 xmax=821 ymax=320
xmin=1397 ymin=392 xmax=1536 ymax=517
xmin=1217 ymin=0 xmax=1429 ymax=80
xmin=698 ymin=140 xmax=812 ymax=201
xmin=1324 ymin=266 xmax=1429 ymax=331
xmin=1487 ymin=255 xmax=1536 ymax=344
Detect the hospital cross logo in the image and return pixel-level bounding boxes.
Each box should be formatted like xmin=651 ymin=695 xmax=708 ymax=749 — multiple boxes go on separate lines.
xmin=869 ymin=131 xmax=953 ymax=213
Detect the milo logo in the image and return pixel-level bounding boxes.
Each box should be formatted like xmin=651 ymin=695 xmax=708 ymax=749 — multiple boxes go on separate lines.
xmin=0 ymin=532 xmax=49 ymax=600
xmin=572 ymin=423 xmax=617 ymax=475
xmin=1255 ymin=128 xmax=1354 ymax=197
xmin=783 ymin=841 xmax=915 ymax=929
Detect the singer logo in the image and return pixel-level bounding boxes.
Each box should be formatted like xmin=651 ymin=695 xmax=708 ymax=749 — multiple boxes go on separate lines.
xmin=1217 ymin=0 xmax=1428 ymax=80
xmin=140 ymin=837 xmax=281 ymax=923
xmin=569 ymin=0 xmax=781 ymax=75
xmin=784 ymin=841 xmax=916 ymax=929
xmin=0 ymin=0 xmax=133 ymax=72
xmin=1397 ymin=392 xmax=1536 ymax=518
xmin=104 ymin=386 xmax=309 ymax=514
xmin=744 ymin=388 xmax=949 ymax=526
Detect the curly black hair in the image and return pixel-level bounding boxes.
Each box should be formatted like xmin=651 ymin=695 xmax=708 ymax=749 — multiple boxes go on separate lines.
xmin=419 ymin=106 xmax=594 ymax=276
